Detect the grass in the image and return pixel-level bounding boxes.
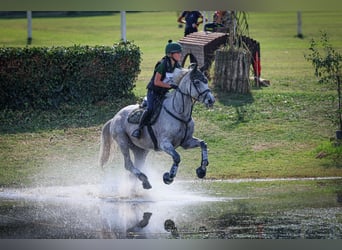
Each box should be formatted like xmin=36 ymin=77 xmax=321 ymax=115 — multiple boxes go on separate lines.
xmin=0 ymin=11 xmax=342 ymax=187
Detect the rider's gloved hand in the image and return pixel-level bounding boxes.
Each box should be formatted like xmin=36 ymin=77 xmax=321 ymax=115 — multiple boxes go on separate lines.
xmin=169 ymin=83 xmax=178 ymax=89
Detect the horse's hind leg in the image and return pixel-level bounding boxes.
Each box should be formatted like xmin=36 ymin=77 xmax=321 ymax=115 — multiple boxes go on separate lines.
xmin=131 ymin=145 xmax=148 ymax=169
xmin=117 ymin=137 xmax=152 ymax=189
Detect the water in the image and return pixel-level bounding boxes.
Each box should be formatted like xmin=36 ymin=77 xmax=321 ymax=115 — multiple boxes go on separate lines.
xmin=0 ymin=182 xmax=230 ymax=239
xmin=0 ymin=177 xmax=341 ymax=239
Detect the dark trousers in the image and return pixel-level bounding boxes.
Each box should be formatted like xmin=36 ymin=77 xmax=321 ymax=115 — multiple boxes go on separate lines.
xmin=184 ymin=26 xmax=198 ymax=36
xmin=140 ymin=89 xmax=164 ymax=127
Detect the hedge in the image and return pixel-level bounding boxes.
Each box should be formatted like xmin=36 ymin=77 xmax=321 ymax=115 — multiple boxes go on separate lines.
xmin=0 ymin=41 xmax=141 ymax=110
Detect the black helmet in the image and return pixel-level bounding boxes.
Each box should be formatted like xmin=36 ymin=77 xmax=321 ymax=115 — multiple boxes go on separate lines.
xmin=165 ymin=40 xmax=182 ymax=54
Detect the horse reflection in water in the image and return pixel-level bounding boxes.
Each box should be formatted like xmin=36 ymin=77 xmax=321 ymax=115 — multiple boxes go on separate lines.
xmin=99 ymin=64 xmax=215 ymax=189
xmin=99 ymin=210 xmax=153 ymax=239
xmin=97 ymin=202 xmax=179 ymax=239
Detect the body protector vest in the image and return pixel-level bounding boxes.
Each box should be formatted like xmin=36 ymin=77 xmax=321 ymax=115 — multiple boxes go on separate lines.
xmin=147 ymin=56 xmax=181 ymax=95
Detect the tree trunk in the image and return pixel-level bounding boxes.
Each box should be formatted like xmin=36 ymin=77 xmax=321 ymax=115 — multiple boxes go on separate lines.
xmin=213 ymin=47 xmax=251 ymax=94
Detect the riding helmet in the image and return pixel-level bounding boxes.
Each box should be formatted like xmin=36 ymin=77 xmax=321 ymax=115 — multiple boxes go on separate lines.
xmin=165 ymin=40 xmax=182 ymax=55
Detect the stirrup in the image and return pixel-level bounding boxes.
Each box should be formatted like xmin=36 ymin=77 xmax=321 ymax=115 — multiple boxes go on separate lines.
xmin=131 ymin=129 xmax=142 ymax=138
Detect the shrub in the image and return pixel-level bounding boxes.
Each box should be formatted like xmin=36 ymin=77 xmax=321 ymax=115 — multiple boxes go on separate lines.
xmin=0 ymin=41 xmax=141 ymax=110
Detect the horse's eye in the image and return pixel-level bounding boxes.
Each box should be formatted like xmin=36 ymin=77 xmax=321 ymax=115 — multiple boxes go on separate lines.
xmin=198 ymin=79 xmax=208 ymax=85
xmin=194 ymin=80 xmax=201 ymax=85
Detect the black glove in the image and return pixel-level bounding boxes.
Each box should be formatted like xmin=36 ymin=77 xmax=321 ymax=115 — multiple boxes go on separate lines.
xmin=169 ymin=83 xmax=178 ymax=89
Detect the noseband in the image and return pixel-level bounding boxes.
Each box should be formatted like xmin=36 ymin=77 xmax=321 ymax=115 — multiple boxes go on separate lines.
xmin=164 ymin=70 xmax=209 ymax=118
xmin=190 ymin=80 xmax=211 ymax=103
xmin=176 ymin=71 xmax=211 ymax=103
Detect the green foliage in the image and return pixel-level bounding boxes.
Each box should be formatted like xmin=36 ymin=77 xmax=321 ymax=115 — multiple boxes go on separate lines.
xmin=0 ymin=41 xmax=141 ymax=110
xmin=305 ymin=31 xmax=341 ymax=84
xmin=305 ymin=31 xmax=342 ymax=131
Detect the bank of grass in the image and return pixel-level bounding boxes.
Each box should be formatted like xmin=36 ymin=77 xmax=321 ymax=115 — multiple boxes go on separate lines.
xmin=0 ymin=11 xmax=342 ymax=187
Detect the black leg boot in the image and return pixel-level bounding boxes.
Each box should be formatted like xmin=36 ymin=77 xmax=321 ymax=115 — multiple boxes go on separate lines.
xmin=131 ymin=110 xmax=150 ymax=139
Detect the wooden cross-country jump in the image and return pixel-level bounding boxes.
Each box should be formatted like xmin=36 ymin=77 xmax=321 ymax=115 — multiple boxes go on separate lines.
xmin=178 ymin=31 xmax=269 ymax=87
xmin=178 ymin=31 xmax=228 ymax=71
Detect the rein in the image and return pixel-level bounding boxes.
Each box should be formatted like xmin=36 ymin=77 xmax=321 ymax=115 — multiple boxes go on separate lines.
xmin=162 ymin=70 xmax=211 ymax=145
xmin=162 ymin=105 xmax=192 ymax=146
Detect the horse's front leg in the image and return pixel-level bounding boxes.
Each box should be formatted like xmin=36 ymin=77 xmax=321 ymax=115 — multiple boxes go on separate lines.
xmin=160 ymin=141 xmax=180 ymax=185
xmin=182 ymin=138 xmax=209 ymax=179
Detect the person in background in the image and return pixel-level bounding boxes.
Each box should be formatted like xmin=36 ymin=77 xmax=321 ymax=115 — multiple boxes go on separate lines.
xmin=176 ymin=11 xmax=183 ymax=28
xmin=131 ymin=40 xmax=182 ymax=139
xmin=204 ymin=11 xmax=232 ymax=33
xmin=177 ymin=11 xmax=206 ymax=36
xmin=213 ymin=11 xmax=231 ymax=29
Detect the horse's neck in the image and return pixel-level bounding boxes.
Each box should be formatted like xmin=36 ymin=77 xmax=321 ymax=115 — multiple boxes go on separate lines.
xmin=167 ymin=83 xmax=193 ymax=119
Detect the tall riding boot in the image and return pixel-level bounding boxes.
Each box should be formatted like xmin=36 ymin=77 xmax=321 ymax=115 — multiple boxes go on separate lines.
xmin=131 ymin=110 xmax=150 ymax=139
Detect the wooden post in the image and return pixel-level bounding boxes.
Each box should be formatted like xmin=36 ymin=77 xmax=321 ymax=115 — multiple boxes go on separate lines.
xmin=27 ymin=10 xmax=32 ymax=45
xmin=120 ymin=11 xmax=126 ymax=42
xmin=228 ymin=11 xmax=235 ymax=48
xmin=297 ymin=11 xmax=303 ymax=38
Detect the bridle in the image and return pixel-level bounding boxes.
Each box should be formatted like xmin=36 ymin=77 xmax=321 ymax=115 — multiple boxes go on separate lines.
xmin=187 ymin=75 xmax=211 ymax=103
xmin=172 ymin=69 xmax=211 ymax=112
xmin=162 ymin=69 xmax=212 ymax=144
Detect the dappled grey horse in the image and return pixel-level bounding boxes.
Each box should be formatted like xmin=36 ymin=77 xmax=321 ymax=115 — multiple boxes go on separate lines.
xmin=99 ymin=64 xmax=215 ymax=189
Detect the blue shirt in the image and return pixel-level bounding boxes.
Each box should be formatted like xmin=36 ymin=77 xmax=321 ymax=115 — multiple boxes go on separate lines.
xmin=181 ymin=11 xmax=202 ymax=28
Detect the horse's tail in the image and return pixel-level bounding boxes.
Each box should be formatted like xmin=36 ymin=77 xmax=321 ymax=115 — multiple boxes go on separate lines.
xmin=99 ymin=119 xmax=114 ymax=168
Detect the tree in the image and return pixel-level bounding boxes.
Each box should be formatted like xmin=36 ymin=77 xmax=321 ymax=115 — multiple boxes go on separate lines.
xmin=305 ymin=31 xmax=342 ymax=139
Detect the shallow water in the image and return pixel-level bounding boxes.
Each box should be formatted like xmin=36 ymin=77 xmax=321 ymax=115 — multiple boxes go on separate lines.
xmin=0 ymin=178 xmax=341 ymax=239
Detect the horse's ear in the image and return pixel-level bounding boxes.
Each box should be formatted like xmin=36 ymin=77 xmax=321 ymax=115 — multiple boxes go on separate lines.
xmin=188 ymin=63 xmax=198 ymax=71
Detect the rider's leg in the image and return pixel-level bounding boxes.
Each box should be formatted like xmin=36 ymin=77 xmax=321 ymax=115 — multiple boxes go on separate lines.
xmin=131 ymin=110 xmax=151 ymax=138
xmin=132 ymin=90 xmax=154 ymax=139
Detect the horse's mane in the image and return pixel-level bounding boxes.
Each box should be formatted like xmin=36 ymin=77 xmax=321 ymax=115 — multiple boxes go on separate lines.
xmin=173 ymin=67 xmax=189 ymax=85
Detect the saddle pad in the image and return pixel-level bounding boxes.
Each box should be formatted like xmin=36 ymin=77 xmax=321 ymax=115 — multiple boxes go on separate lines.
xmin=127 ymin=104 xmax=163 ymax=125
xmin=127 ymin=108 xmax=143 ymax=124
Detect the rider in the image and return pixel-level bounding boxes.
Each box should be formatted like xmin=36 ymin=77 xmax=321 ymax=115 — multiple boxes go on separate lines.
xmin=131 ymin=40 xmax=182 ymax=139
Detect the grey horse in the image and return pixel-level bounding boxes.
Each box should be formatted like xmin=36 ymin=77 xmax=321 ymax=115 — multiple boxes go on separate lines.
xmin=99 ymin=64 xmax=215 ymax=189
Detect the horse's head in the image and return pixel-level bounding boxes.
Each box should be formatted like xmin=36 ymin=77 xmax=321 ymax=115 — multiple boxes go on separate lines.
xmin=182 ymin=64 xmax=215 ymax=107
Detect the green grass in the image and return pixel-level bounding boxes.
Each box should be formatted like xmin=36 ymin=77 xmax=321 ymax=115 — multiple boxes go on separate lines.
xmin=0 ymin=11 xmax=342 ymax=187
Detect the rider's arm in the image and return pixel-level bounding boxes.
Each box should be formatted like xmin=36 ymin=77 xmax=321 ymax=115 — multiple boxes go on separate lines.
xmin=154 ymin=72 xmax=172 ymax=89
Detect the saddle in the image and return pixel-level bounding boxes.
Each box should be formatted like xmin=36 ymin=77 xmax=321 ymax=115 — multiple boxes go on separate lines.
xmin=127 ymin=97 xmax=163 ymax=125
xmin=127 ymin=97 xmax=165 ymax=151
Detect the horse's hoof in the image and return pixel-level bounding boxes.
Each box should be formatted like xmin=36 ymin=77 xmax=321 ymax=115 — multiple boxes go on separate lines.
xmin=163 ymin=172 xmax=174 ymax=185
xmin=196 ymin=167 xmax=206 ymax=179
xmin=142 ymin=181 xmax=152 ymax=189
xmin=138 ymin=173 xmax=152 ymax=189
